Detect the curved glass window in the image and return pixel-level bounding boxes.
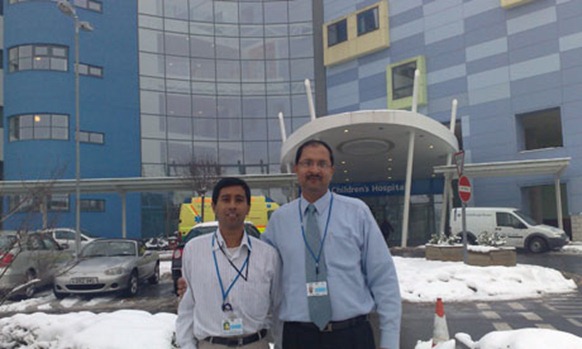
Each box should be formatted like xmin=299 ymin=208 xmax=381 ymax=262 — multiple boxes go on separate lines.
xmin=9 ymin=44 xmax=68 ymax=73
xmin=138 ymin=0 xmax=315 ymax=173
xmin=9 ymin=114 xmax=69 ymax=141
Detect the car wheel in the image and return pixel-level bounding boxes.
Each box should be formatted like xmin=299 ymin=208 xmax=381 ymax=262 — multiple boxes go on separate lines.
xmin=24 ymin=270 xmax=37 ymax=299
xmin=528 ymin=237 xmax=547 ymax=253
xmin=125 ymin=271 xmax=139 ymax=297
xmin=148 ymin=263 xmax=160 ymax=285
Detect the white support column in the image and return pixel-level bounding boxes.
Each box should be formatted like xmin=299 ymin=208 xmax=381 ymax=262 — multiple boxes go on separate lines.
xmin=305 ymin=78 xmax=317 ymax=121
xmin=439 ymin=173 xmax=451 ymax=234
xmin=401 ymin=130 xmax=415 ymax=247
xmin=555 ymin=173 xmax=564 ymax=230
xmin=411 ymin=69 xmax=420 ymax=113
xmin=439 ymin=99 xmax=458 ymax=234
xmin=278 ymin=112 xmax=287 ymax=142
xmin=120 ymin=191 xmax=127 ymax=238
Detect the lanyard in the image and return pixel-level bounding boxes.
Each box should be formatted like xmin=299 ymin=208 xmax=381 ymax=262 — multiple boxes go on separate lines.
xmin=299 ymin=194 xmax=333 ymax=275
xmin=212 ymin=232 xmax=251 ymax=311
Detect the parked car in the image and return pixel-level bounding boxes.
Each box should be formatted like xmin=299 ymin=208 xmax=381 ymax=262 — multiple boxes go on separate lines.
xmin=171 ymin=221 xmax=260 ymax=294
xmin=450 ymin=207 xmax=569 ymax=253
xmin=53 ymin=239 xmax=160 ymax=299
xmin=38 ymin=228 xmax=97 ymax=251
xmin=0 ymin=231 xmax=73 ymax=299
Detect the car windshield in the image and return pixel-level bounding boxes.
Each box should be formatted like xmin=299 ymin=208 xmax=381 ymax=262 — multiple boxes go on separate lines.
xmin=81 ymin=241 xmax=136 ymax=258
xmin=80 ymin=229 xmax=98 ymax=238
xmin=513 ymin=210 xmax=537 ymax=225
xmin=184 ymin=226 xmax=217 ymax=244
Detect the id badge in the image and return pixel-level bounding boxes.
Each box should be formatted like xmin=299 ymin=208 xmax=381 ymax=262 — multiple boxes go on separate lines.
xmin=222 ymin=317 xmax=243 ymax=335
xmin=306 ymin=281 xmax=328 ymax=297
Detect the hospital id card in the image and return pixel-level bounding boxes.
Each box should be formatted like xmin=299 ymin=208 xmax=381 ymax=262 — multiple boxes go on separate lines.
xmin=221 ymin=318 xmax=243 ymax=335
xmin=306 ymin=281 xmax=329 ymax=297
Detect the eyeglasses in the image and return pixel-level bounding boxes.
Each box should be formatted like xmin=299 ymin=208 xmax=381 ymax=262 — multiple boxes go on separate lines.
xmin=297 ymin=160 xmax=332 ymax=169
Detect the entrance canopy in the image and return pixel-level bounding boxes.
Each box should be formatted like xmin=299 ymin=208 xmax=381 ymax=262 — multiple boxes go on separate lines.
xmin=433 ymin=157 xmax=571 ymax=178
xmin=280 ymin=110 xmax=459 ymax=182
xmin=434 ymin=157 xmax=571 ymax=232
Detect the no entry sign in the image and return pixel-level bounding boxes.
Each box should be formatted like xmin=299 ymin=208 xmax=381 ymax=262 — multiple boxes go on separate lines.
xmin=458 ymin=175 xmax=472 ymax=203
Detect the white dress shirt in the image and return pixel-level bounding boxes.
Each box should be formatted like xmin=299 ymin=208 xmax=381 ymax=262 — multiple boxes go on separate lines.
xmin=176 ymin=229 xmax=281 ymax=349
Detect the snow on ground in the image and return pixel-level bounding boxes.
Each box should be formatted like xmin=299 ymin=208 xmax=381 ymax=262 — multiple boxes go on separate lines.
xmin=0 ymin=245 xmax=581 ymax=349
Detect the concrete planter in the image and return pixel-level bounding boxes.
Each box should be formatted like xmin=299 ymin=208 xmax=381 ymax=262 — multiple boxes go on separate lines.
xmin=467 ymin=247 xmax=516 ymax=267
xmin=425 ymin=244 xmax=463 ymax=262
xmin=425 ymin=245 xmax=517 ymax=266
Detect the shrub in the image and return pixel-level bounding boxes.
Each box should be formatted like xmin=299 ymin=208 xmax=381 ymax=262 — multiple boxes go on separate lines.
xmin=427 ymin=233 xmax=459 ymax=245
xmin=477 ymin=231 xmax=507 ymax=247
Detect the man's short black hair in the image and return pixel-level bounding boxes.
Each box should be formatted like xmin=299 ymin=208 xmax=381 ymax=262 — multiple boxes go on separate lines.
xmin=212 ymin=177 xmax=251 ymax=206
xmin=294 ymin=139 xmax=334 ymax=166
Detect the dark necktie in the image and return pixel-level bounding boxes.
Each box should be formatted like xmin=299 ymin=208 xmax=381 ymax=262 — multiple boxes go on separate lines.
xmin=305 ymin=204 xmax=332 ymax=330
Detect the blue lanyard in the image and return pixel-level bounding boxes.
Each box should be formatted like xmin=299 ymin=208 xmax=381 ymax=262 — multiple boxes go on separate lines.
xmin=212 ymin=233 xmax=251 ymax=309
xmin=299 ymin=194 xmax=333 ymax=274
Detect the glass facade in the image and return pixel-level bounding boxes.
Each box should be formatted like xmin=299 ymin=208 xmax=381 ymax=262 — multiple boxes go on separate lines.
xmin=137 ymin=0 xmax=315 ymax=177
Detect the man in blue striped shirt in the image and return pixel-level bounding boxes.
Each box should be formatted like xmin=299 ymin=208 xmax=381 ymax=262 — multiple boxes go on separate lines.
xmin=262 ymin=139 xmax=401 ymax=349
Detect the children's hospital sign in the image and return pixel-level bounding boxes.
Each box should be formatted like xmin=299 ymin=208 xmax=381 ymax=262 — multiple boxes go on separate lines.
xmin=330 ymin=179 xmax=443 ymax=197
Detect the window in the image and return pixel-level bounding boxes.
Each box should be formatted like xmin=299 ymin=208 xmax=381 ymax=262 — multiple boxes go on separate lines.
xmin=496 ymin=212 xmax=522 ymax=228
xmin=49 ymin=194 xmax=69 ymax=211
xmin=391 ymin=61 xmax=417 ymax=100
xmin=78 ymin=63 xmax=103 ymax=78
xmin=387 ymin=56 xmax=426 ymax=109
xmin=517 ymin=107 xmax=563 ymax=151
xmin=8 ymin=44 xmax=68 ymax=73
xmin=9 ymin=113 xmax=69 ymax=141
xmin=357 ymin=6 xmax=379 ymax=36
xmin=8 ymin=194 xmax=69 ymax=212
xmin=327 ymin=19 xmax=347 ymax=47
xmin=81 ymin=199 xmax=105 ymax=212
xmin=79 ymin=131 xmax=105 ymax=144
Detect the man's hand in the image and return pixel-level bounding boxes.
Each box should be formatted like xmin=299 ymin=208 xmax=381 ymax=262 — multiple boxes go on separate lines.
xmin=177 ymin=277 xmax=187 ymax=299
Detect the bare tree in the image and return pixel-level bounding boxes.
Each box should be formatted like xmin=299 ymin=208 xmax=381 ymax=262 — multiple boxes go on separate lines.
xmin=0 ymin=165 xmax=71 ymax=304
xmin=1 ymin=164 xmax=67 ymax=231
xmin=179 ymin=155 xmax=222 ymax=223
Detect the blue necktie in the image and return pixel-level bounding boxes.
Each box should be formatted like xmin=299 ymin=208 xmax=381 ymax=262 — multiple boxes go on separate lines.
xmin=305 ymin=204 xmax=332 ymax=330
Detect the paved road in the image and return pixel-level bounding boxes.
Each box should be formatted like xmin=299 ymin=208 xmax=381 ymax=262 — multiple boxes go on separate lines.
xmin=392 ymin=249 xmax=582 ymax=348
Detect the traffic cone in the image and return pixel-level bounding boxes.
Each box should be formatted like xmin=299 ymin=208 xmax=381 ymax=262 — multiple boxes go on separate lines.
xmin=432 ymin=297 xmax=450 ymax=347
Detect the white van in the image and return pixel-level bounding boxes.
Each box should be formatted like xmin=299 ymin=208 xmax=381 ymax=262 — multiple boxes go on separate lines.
xmin=450 ymin=207 xmax=569 ymax=253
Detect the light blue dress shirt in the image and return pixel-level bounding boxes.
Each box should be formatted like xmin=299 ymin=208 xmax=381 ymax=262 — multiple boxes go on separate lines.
xmin=262 ymin=191 xmax=401 ymax=349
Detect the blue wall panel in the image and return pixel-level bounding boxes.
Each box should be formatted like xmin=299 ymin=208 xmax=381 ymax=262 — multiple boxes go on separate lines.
xmin=4 ymin=0 xmax=142 ymax=237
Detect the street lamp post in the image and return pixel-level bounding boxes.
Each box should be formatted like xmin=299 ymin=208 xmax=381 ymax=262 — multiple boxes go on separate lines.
xmin=57 ymin=0 xmax=93 ymax=257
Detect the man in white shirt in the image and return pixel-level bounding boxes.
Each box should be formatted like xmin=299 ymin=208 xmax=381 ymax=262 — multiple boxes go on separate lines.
xmin=176 ymin=177 xmax=281 ymax=349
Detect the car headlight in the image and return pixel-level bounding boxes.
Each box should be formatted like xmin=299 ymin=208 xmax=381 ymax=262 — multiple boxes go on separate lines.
xmin=104 ymin=267 xmax=125 ymax=275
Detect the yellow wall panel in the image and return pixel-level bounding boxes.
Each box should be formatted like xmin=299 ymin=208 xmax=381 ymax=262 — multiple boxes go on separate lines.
xmin=323 ymin=1 xmax=389 ymax=67
xmin=500 ymin=0 xmax=536 ymax=9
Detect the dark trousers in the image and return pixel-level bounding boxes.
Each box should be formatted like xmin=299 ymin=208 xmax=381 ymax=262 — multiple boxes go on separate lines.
xmin=282 ymin=319 xmax=375 ymax=349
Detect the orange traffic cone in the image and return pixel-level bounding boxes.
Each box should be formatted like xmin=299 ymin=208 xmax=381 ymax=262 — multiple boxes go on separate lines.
xmin=432 ymin=298 xmax=450 ymax=347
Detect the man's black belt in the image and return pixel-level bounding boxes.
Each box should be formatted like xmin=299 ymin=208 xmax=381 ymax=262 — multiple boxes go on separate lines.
xmin=203 ymin=329 xmax=267 ymax=347
xmin=287 ymin=314 xmax=369 ymax=332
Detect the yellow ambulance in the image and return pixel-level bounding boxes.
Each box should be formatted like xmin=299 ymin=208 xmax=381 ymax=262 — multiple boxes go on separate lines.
xmin=178 ymin=195 xmax=280 ymax=237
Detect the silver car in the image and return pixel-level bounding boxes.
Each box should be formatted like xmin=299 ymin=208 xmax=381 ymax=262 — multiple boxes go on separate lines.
xmin=53 ymin=239 xmax=160 ymax=298
xmin=0 ymin=231 xmax=73 ymax=299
